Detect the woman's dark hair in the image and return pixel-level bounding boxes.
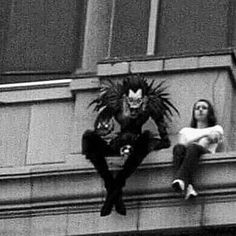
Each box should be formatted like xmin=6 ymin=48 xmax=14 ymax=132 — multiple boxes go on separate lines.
xmin=190 ymin=99 xmax=217 ymax=128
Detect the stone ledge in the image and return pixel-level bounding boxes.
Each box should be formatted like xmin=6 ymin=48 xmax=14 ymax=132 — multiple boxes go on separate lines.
xmin=97 ymin=54 xmax=236 ymax=85
xmin=0 ymin=152 xmax=235 ymax=234
xmin=0 ymin=150 xmax=235 ymax=178
xmin=70 ymin=77 xmax=100 ymax=91
xmin=0 ymin=79 xmax=73 ymax=104
xmin=0 ymin=76 xmax=101 ymax=104
xmin=97 ymin=62 xmax=130 ymax=76
xmin=0 ymin=151 xmax=233 ymax=201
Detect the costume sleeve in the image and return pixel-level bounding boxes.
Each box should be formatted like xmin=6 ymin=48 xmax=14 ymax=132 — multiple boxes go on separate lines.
xmin=94 ymin=107 xmax=114 ymax=136
xmin=157 ymin=121 xmax=171 ymax=148
xmin=151 ymin=115 xmax=171 ymax=150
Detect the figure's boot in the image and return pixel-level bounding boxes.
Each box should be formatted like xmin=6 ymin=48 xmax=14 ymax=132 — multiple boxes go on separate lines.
xmin=100 ymin=186 xmax=121 ymax=216
xmin=101 ymin=131 xmax=150 ymax=216
xmin=114 ymin=190 xmax=126 ymax=215
xmin=101 ymin=152 xmax=146 ymax=216
xmin=85 ymin=153 xmax=115 ymax=217
xmin=87 ymin=153 xmax=126 ymax=217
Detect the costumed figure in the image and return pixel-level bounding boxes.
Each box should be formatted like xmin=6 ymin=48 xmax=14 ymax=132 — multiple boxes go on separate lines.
xmin=82 ymin=74 xmax=178 ymax=216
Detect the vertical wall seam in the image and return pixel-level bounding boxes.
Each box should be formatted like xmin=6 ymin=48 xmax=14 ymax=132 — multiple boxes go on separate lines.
xmin=25 ymin=104 xmax=32 ymax=166
xmin=136 ymin=201 xmax=141 ymax=232
xmin=147 ymin=0 xmax=160 ymax=56
xmin=107 ymin=0 xmax=116 ymax=58
xmin=200 ymin=201 xmax=205 ymax=227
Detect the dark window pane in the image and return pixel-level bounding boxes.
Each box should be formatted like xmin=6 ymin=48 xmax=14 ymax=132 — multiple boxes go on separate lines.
xmin=110 ymin=0 xmax=150 ymax=58
xmin=2 ymin=0 xmax=85 ymax=73
xmin=0 ymin=0 xmax=12 ymax=67
xmin=156 ymin=0 xmax=229 ymax=56
xmin=230 ymin=0 xmax=236 ymax=48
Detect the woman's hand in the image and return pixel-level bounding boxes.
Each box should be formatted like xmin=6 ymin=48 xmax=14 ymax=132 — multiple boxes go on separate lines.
xmin=207 ymin=131 xmax=221 ymax=143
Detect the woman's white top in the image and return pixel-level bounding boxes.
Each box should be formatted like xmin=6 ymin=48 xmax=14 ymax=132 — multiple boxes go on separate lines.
xmin=178 ymin=125 xmax=224 ymax=153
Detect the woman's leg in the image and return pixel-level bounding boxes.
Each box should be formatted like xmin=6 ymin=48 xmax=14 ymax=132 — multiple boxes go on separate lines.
xmin=173 ymin=143 xmax=209 ymax=199
xmin=172 ymin=144 xmax=186 ymax=171
xmin=176 ymin=143 xmax=209 ymax=186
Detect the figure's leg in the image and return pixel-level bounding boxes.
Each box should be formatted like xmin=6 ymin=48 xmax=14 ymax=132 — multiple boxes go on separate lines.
xmin=100 ymin=131 xmax=151 ymax=216
xmin=116 ymin=130 xmax=151 ymax=187
xmin=82 ymin=130 xmax=114 ymax=191
xmin=82 ymin=130 xmax=126 ymax=216
xmin=114 ymin=190 xmax=126 ymax=216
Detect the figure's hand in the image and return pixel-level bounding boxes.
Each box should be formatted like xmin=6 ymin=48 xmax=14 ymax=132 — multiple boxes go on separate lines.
xmin=120 ymin=145 xmax=133 ymax=158
xmin=95 ymin=118 xmax=114 ymax=137
xmin=152 ymin=138 xmax=170 ymax=151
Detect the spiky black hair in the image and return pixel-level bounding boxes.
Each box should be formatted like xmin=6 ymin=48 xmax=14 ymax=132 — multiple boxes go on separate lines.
xmin=90 ymin=74 xmax=179 ymax=121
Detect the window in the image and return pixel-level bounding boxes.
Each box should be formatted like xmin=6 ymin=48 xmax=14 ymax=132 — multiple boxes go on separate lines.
xmin=0 ymin=0 xmax=12 ymax=69
xmin=0 ymin=0 xmax=86 ymax=83
xmin=109 ymin=0 xmax=152 ymax=58
xmin=108 ymin=0 xmax=234 ymax=59
xmin=156 ymin=0 xmax=230 ymax=57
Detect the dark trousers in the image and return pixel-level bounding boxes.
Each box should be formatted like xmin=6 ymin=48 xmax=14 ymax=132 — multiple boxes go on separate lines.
xmin=173 ymin=143 xmax=210 ymax=185
xmin=82 ymin=130 xmax=151 ymax=191
xmin=82 ymin=129 xmax=169 ymax=215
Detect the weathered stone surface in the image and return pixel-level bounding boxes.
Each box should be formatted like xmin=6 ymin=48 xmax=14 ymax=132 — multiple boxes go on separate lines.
xmin=0 ymin=105 xmax=30 ymax=167
xmin=27 ymin=102 xmax=73 ymax=164
xmin=0 ymin=152 xmax=235 ymax=235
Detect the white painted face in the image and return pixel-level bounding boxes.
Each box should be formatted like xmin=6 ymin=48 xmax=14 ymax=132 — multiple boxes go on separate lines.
xmin=194 ymin=101 xmax=209 ymax=123
xmin=127 ymin=89 xmax=143 ymax=109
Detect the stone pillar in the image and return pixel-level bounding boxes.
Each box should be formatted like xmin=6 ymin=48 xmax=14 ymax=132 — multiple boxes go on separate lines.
xmin=78 ymin=0 xmax=113 ymax=73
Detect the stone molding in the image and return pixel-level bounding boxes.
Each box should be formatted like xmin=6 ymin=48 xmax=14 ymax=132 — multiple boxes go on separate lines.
xmin=97 ymin=53 xmax=236 ymax=85
xmin=0 ymin=54 xmax=235 ymax=104
xmin=0 ymin=151 xmax=235 ymax=219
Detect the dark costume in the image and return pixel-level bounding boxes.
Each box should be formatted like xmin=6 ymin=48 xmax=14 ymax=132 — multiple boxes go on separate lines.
xmin=82 ymin=74 xmax=178 ymax=216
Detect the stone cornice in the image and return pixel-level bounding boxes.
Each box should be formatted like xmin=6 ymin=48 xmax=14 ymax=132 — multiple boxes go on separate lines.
xmin=0 ymin=54 xmax=235 ymax=104
xmin=0 ymin=152 xmax=235 ymax=215
xmin=0 ymin=152 xmax=235 ymax=234
xmin=97 ymin=53 xmax=236 ymax=86
xmin=0 ymin=151 xmax=235 ymax=179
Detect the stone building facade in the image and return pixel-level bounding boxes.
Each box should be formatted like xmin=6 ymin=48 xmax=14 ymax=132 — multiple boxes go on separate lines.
xmin=0 ymin=0 xmax=236 ymax=235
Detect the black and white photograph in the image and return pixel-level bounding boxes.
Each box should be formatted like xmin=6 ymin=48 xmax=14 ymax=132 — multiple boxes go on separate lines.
xmin=0 ymin=0 xmax=235 ymax=235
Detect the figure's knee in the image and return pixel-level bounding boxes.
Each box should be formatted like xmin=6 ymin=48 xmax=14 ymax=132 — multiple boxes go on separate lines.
xmin=82 ymin=129 xmax=99 ymax=155
xmin=141 ymin=130 xmax=152 ymax=139
xmin=137 ymin=130 xmax=152 ymax=146
xmin=82 ymin=129 xmax=96 ymax=140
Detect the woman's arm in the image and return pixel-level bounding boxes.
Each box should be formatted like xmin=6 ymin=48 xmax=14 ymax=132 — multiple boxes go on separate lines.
xmin=178 ymin=128 xmax=209 ymax=145
xmin=178 ymin=126 xmax=223 ymax=146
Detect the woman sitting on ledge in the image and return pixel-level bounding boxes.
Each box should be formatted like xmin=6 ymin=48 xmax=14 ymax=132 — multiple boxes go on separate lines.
xmin=172 ymin=99 xmax=224 ymax=200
